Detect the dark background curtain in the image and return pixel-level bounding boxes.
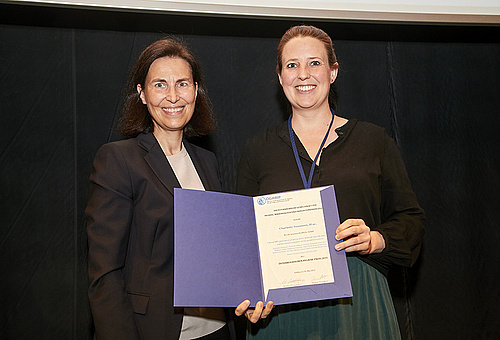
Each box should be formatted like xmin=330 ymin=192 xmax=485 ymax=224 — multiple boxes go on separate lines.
xmin=1 ymin=3 xmax=499 ymax=339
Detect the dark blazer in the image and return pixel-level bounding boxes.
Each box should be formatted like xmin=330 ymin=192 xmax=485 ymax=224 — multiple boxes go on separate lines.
xmin=86 ymin=133 xmax=224 ymax=340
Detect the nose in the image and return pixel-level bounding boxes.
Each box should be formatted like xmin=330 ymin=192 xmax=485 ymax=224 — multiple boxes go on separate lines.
xmin=165 ymin=86 xmax=179 ymax=103
xmin=298 ymin=65 xmax=310 ymax=80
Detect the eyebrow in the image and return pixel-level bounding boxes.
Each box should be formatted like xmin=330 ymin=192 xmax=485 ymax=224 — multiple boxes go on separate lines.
xmin=150 ymin=77 xmax=193 ymax=83
xmin=285 ymin=56 xmax=324 ymax=63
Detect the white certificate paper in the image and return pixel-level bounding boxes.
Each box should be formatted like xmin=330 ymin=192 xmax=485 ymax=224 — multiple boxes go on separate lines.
xmin=254 ymin=187 xmax=334 ymax=301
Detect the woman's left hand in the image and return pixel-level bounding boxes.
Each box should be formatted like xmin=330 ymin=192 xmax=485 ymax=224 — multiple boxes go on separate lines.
xmin=334 ymin=219 xmax=385 ymax=255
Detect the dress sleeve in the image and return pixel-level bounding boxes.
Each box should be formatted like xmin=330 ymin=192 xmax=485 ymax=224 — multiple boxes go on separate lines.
xmin=369 ymin=136 xmax=425 ymax=269
xmin=85 ymin=143 xmax=140 ymax=340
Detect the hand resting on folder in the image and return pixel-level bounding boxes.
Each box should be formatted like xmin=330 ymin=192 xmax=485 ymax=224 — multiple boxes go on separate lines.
xmin=334 ymin=219 xmax=385 ymax=255
xmin=235 ymin=300 xmax=274 ymax=323
xmin=235 ymin=218 xmax=384 ymax=322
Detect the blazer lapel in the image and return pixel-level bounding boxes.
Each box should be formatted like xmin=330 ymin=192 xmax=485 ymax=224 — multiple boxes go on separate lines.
xmin=183 ymin=140 xmax=217 ymax=191
xmin=138 ymin=133 xmax=180 ymax=196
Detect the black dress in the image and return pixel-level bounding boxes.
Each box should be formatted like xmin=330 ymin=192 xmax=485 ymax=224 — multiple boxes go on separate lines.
xmin=237 ymin=118 xmax=425 ymax=339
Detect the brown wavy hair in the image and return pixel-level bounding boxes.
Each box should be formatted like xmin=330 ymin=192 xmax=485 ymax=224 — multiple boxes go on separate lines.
xmin=118 ymin=37 xmax=215 ymax=138
xmin=276 ymin=25 xmax=338 ymax=110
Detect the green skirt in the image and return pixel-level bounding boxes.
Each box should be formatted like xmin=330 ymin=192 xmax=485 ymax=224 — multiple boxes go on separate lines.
xmin=247 ymin=257 xmax=401 ymax=340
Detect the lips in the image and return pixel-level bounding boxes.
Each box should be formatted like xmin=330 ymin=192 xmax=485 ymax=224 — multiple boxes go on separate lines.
xmin=162 ymin=106 xmax=184 ymax=114
xmin=296 ymin=85 xmax=316 ymax=92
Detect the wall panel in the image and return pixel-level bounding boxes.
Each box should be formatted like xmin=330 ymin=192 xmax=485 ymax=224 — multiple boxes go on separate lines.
xmin=1 ymin=3 xmax=499 ymax=339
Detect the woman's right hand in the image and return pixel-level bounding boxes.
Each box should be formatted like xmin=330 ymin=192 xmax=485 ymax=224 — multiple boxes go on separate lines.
xmin=235 ymin=300 xmax=274 ymax=323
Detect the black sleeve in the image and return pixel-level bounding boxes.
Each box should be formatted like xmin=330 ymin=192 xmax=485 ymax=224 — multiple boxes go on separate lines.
xmin=85 ymin=144 xmax=140 ymax=340
xmin=370 ymin=135 xmax=425 ymax=268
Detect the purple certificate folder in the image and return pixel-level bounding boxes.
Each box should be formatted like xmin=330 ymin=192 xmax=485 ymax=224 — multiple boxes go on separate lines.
xmin=173 ymin=185 xmax=352 ymax=307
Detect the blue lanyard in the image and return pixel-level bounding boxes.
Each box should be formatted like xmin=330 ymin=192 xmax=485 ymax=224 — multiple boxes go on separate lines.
xmin=288 ymin=108 xmax=335 ymax=189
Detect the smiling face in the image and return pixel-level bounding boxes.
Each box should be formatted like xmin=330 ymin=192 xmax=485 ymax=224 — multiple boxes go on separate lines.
xmin=137 ymin=57 xmax=198 ymax=137
xmin=278 ymin=36 xmax=337 ymax=113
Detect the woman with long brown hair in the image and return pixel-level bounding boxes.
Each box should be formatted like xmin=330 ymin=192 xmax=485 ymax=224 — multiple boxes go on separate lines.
xmin=86 ymin=37 xmax=233 ymax=340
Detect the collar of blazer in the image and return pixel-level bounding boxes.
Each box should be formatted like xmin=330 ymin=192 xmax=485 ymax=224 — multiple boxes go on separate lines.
xmin=136 ymin=133 xmax=216 ymax=196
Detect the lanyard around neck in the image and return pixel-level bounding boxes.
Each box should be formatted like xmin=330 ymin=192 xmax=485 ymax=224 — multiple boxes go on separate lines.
xmin=288 ymin=108 xmax=335 ymax=189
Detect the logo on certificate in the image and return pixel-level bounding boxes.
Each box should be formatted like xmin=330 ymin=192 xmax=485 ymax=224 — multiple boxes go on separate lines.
xmin=257 ymin=197 xmax=266 ymax=205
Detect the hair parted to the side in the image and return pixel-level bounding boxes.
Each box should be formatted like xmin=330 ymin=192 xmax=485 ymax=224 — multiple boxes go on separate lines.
xmin=276 ymin=25 xmax=339 ymax=110
xmin=118 ymin=37 xmax=215 ymax=138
